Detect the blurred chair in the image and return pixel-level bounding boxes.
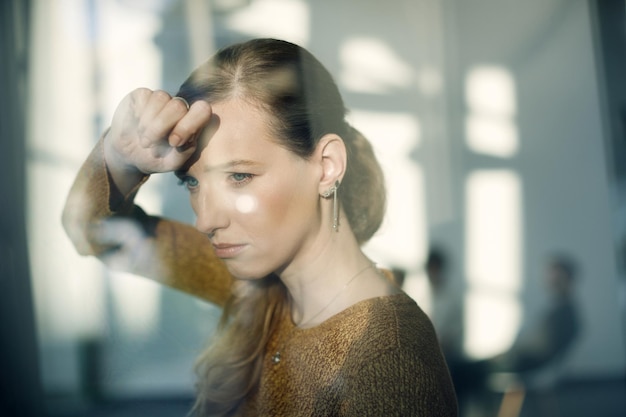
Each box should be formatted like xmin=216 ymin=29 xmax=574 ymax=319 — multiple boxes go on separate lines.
xmin=488 ymin=345 xmax=573 ymax=417
xmin=485 ymin=253 xmax=582 ymax=417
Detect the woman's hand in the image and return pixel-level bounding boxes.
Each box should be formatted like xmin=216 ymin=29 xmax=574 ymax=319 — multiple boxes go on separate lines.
xmin=104 ymin=88 xmax=212 ymax=194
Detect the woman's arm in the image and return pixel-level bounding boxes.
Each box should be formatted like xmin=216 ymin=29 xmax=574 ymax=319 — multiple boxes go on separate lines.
xmin=62 ymin=89 xmax=233 ymax=305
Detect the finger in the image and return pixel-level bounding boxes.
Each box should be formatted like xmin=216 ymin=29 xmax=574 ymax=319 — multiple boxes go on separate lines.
xmin=172 ymin=96 xmax=190 ymax=110
xmin=138 ymin=90 xmax=172 ymax=140
xmin=143 ymin=96 xmax=192 ymax=145
xmin=128 ymin=88 xmax=152 ymax=117
xmin=168 ymin=100 xmax=212 ymax=147
xmin=110 ymin=88 xmax=152 ymax=135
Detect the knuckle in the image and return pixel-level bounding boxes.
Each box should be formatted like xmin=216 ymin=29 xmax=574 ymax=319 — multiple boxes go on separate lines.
xmin=134 ymin=87 xmax=152 ymax=96
xmin=138 ymin=134 xmax=153 ymax=148
xmin=191 ymin=99 xmax=211 ymax=114
xmin=132 ymin=87 xmax=152 ymax=102
xmin=129 ymin=88 xmax=151 ymax=111
xmin=153 ymin=89 xmax=171 ymax=101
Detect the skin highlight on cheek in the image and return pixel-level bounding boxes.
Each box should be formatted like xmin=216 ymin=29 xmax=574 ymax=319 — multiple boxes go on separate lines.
xmin=235 ymin=194 xmax=259 ymax=214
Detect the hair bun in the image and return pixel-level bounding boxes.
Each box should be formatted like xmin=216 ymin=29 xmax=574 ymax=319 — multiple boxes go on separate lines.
xmin=341 ymin=126 xmax=386 ymax=244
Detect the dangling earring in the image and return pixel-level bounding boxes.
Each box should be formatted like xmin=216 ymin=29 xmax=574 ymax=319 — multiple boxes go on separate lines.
xmin=322 ymin=180 xmax=340 ymax=232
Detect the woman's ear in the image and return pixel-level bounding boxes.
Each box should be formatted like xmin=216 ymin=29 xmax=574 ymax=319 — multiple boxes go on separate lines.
xmin=316 ymin=133 xmax=347 ymax=193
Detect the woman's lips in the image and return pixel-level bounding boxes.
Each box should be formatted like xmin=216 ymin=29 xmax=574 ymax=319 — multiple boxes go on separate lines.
xmin=211 ymin=242 xmax=247 ymax=258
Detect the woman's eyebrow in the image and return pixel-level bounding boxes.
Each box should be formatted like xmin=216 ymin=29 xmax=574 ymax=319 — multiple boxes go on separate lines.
xmin=175 ymin=160 xmax=262 ymax=178
xmin=204 ymin=160 xmax=262 ymax=172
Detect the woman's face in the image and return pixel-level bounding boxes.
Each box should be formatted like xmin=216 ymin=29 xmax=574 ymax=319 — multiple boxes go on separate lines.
xmin=178 ymin=99 xmax=322 ymax=279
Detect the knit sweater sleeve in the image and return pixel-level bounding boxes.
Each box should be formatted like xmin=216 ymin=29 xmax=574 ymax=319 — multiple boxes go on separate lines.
xmin=341 ymin=344 xmax=458 ymax=416
xmin=62 ymin=137 xmax=233 ymax=306
xmin=338 ymin=298 xmax=458 ymax=416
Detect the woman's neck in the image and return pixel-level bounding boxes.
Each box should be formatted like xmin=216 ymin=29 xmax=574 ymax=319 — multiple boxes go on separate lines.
xmin=278 ymin=226 xmax=397 ymax=328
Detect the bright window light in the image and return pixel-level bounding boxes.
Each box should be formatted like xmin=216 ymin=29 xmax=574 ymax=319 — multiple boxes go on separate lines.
xmin=348 ymin=111 xmax=425 ymax=271
xmin=464 ymin=66 xmax=518 ymax=158
xmin=465 ymin=292 xmax=521 ymax=360
xmin=465 ymin=169 xmax=523 ymax=358
xmin=110 ymin=272 xmax=162 ymax=337
xmin=466 ymin=66 xmax=516 ymax=116
xmin=28 ymin=0 xmax=165 ymax=342
xmin=98 ymin=1 xmax=163 ymax=121
xmin=339 ymin=37 xmax=414 ymax=94
xmin=466 ymin=113 xmax=519 ymax=157
xmin=225 ymin=0 xmax=310 ymax=46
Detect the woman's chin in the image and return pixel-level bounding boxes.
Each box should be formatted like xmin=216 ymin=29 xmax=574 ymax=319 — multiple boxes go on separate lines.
xmin=227 ymin=265 xmax=271 ymax=281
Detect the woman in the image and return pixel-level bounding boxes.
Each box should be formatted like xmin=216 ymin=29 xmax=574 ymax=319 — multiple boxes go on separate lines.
xmin=63 ymin=38 xmax=457 ymax=416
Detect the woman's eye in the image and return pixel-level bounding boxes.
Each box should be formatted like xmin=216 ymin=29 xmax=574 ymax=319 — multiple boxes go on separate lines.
xmin=178 ymin=176 xmax=199 ymax=190
xmin=229 ymin=173 xmax=254 ymax=185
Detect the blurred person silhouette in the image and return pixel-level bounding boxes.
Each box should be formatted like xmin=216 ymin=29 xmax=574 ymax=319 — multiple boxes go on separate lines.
xmin=425 ymin=247 xmax=465 ymax=365
xmin=424 ymin=246 xmax=473 ymax=409
xmin=62 ymin=38 xmax=457 ymax=416
xmin=454 ymin=253 xmax=582 ymax=408
xmin=391 ymin=266 xmax=407 ymax=288
xmin=467 ymin=253 xmax=583 ymax=416
xmin=489 ymin=253 xmax=582 ymax=375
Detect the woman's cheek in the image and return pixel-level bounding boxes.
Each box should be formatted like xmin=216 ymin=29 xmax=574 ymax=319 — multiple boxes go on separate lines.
xmin=235 ymin=194 xmax=259 ymax=214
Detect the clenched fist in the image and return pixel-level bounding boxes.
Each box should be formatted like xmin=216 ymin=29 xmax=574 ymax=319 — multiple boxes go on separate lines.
xmin=104 ymin=88 xmax=212 ymax=194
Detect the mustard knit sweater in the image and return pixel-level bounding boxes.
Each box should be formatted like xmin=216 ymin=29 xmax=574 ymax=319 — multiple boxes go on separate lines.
xmin=62 ymin=140 xmax=458 ymax=416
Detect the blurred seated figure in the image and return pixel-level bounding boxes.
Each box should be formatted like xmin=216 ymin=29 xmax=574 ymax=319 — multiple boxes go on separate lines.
xmin=452 ymin=253 xmax=582 ymax=416
xmin=425 ymin=247 xmax=475 ymax=412
xmin=489 ymin=253 xmax=582 ymax=375
xmin=478 ymin=254 xmax=583 ymax=416
xmin=425 ymin=247 xmax=465 ymax=365
xmin=391 ymin=267 xmax=407 ymax=288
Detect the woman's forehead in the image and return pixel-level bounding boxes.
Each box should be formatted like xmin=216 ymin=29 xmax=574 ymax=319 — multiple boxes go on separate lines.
xmin=194 ymin=99 xmax=270 ymax=146
xmin=185 ymin=104 xmax=298 ymax=174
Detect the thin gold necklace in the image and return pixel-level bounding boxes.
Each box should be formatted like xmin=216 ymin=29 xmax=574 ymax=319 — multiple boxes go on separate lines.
xmin=271 ymin=263 xmax=376 ymax=364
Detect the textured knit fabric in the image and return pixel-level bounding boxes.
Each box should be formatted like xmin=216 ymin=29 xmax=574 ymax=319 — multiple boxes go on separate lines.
xmin=62 ymin=139 xmax=458 ymax=416
xmin=241 ymin=293 xmax=458 ymax=416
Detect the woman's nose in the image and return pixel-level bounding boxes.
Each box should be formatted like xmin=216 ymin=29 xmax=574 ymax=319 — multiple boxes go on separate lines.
xmin=194 ymin=191 xmax=229 ymax=236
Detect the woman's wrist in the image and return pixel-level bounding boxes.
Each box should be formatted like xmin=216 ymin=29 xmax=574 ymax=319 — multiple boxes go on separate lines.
xmin=102 ymin=131 xmax=147 ymax=198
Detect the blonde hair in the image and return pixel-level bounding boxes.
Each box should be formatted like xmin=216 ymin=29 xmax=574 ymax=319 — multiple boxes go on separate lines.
xmin=192 ymin=276 xmax=287 ymax=416
xmin=177 ymin=39 xmax=386 ymax=416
